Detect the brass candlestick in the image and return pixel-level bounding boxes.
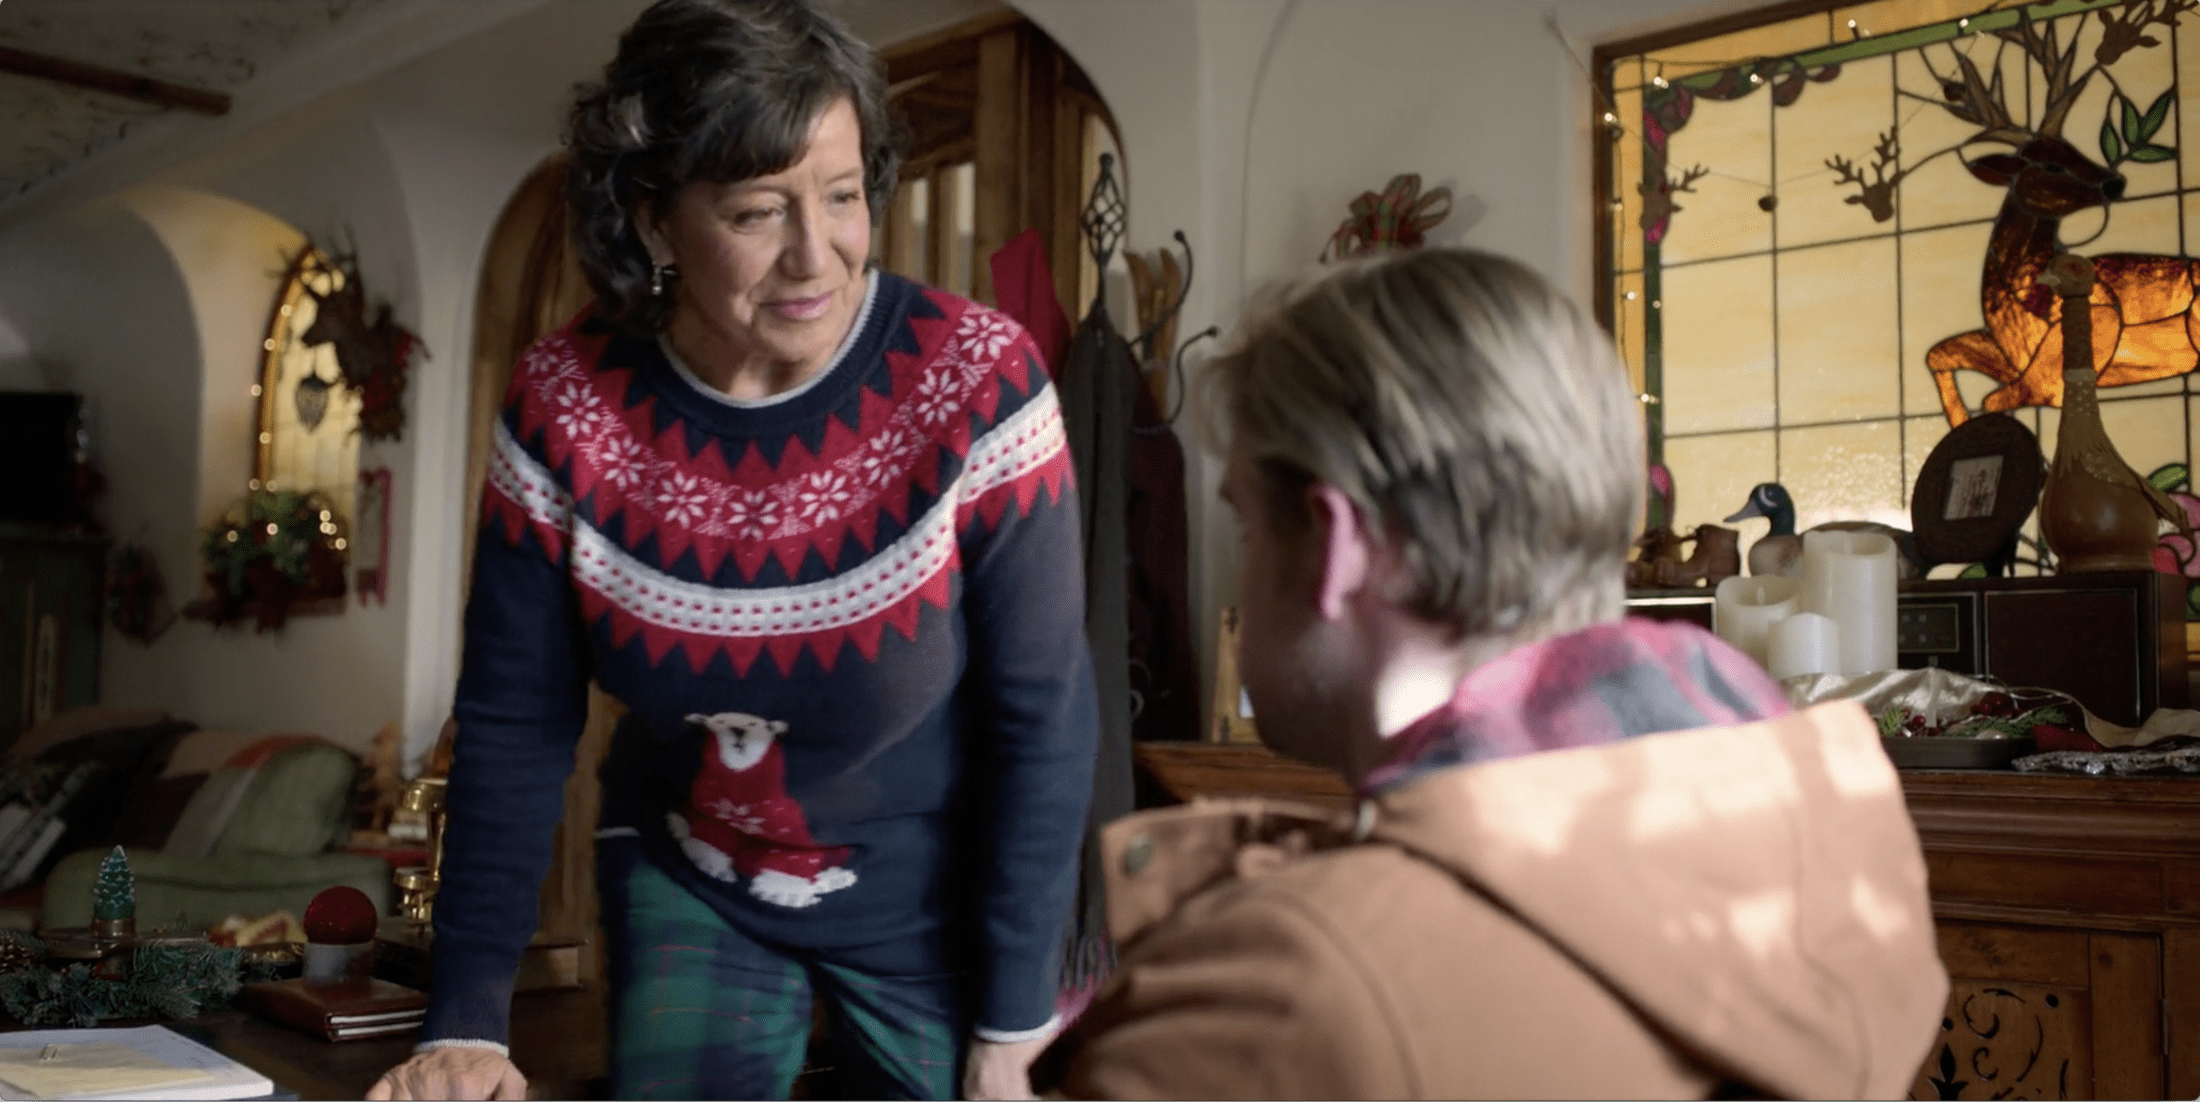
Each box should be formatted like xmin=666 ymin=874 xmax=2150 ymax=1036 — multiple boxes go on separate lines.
xmin=393 ymin=775 xmax=446 ymax=924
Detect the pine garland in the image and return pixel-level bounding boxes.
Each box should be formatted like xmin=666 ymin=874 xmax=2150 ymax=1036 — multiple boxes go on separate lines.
xmin=0 ymin=934 xmax=280 ymax=1027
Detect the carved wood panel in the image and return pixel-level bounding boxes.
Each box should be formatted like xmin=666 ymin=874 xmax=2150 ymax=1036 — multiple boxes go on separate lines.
xmin=1910 ymin=982 xmax=2091 ymax=1100
xmin=1912 ymin=922 xmax=2164 ymax=1100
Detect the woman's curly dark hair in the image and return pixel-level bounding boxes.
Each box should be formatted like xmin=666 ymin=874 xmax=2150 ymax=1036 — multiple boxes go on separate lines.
xmin=566 ymin=0 xmax=900 ymax=335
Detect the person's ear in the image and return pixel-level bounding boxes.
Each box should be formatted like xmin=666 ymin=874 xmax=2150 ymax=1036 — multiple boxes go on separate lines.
xmin=634 ymin=200 xmax=676 ymax=268
xmin=1307 ymin=483 xmax=1374 ymax=622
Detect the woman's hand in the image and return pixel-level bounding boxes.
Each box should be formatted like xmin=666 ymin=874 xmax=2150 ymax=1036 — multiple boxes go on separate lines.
xmin=366 ymin=1047 xmax=527 ymax=1101
xmin=964 ymin=1034 xmax=1051 ymax=1100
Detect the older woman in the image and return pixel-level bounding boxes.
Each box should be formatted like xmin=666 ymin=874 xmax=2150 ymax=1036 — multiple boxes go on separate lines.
xmin=367 ymin=2 xmax=1098 ymax=1098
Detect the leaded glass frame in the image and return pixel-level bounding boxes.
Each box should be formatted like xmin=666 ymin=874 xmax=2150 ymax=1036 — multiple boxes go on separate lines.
xmin=1596 ymin=0 xmax=2200 ymax=589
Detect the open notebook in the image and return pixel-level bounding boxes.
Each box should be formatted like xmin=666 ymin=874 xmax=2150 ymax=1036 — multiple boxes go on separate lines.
xmin=0 ymin=1026 xmax=273 ymax=1101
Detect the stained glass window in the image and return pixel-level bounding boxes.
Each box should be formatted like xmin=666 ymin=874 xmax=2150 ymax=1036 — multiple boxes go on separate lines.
xmin=1599 ymin=0 xmax=2200 ymax=585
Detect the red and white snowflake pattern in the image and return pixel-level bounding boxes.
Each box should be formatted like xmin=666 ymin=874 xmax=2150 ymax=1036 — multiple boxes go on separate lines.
xmin=653 ymin=471 xmax=712 ymax=528
xmin=726 ymin=489 xmax=781 ymax=541
xmin=796 ymin=470 xmax=853 ymax=525
xmin=516 ymin=300 xmax=1030 ymax=551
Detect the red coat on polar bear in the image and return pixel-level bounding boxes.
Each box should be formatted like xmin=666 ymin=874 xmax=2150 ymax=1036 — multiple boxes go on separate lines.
xmin=667 ymin=711 xmax=856 ymax=909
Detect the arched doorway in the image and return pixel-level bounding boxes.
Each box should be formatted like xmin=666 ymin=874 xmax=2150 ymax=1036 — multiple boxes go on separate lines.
xmin=877 ymin=11 xmax=1122 ymax=314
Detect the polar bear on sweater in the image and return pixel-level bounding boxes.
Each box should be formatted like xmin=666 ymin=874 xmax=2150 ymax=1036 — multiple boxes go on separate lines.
xmin=665 ymin=711 xmax=856 ymax=909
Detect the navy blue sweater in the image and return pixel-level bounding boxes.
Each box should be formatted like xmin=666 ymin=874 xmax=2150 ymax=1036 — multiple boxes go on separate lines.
xmin=425 ymin=272 xmax=1100 ymax=1045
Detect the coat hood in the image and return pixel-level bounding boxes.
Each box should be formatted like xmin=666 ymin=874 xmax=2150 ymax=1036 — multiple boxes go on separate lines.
xmin=1364 ymin=700 xmax=1945 ymax=1099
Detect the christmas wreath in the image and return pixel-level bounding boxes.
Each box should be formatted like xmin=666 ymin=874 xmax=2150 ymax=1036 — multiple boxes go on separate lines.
xmin=187 ymin=488 xmax=349 ymax=633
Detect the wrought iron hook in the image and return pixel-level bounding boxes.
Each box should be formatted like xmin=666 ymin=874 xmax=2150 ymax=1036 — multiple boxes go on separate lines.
xmin=1080 ymin=152 xmax=1127 ymax=307
xmin=1131 ymin=230 xmax=1195 ymax=365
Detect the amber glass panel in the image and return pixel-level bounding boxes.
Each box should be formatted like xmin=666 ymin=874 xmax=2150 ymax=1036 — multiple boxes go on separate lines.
xmin=2098 ymin=395 xmax=2188 ymax=478
xmin=1901 ymin=413 xmax=1953 ymax=508
xmin=1660 ymin=95 xmax=1773 ymax=265
xmin=1664 ymin=430 xmax=1777 ymax=538
xmin=1615 ymin=79 xmax=1645 ymax=275
xmin=1776 ymin=54 xmax=1897 ymax=250
xmin=1615 ymin=271 xmax=1648 ymax=394
xmin=1662 ymin=255 xmax=1776 ymax=434
xmin=1900 ymin=220 xmax=1996 ymax=418
xmin=1778 ymin=236 xmax=1901 ymax=423
xmin=1782 ymin=419 xmax=1907 ymax=529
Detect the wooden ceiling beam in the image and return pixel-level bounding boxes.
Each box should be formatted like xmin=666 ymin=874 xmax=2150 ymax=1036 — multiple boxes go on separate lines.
xmin=0 ymin=45 xmax=230 ymax=116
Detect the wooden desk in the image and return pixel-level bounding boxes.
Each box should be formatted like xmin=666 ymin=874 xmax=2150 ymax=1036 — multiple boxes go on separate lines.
xmin=1133 ymin=742 xmax=2200 ymax=1100
xmin=168 ymin=987 xmax=604 ymax=1100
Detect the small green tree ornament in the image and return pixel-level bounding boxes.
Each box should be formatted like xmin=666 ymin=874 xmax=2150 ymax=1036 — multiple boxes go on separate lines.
xmin=91 ymin=846 xmax=136 ymax=943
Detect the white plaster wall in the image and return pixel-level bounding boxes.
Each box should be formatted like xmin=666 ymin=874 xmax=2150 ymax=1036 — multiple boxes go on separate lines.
xmin=1014 ymin=0 xmax=1765 ymax=716
xmin=0 ymin=309 xmax=39 ymax=389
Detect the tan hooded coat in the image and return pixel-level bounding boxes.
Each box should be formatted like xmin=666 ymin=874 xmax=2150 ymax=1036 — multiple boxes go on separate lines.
xmin=1051 ymin=702 xmax=1949 ymax=1099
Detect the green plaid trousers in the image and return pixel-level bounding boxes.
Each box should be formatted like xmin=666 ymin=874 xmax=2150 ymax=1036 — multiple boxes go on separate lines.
xmin=599 ymin=837 xmax=968 ymax=1100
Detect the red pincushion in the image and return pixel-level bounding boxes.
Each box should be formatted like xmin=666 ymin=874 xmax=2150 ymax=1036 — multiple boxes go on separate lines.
xmin=302 ymin=886 xmax=379 ymax=945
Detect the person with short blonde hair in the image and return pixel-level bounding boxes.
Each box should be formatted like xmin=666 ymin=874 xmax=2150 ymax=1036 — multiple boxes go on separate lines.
xmin=1207 ymin=247 xmax=1642 ymax=640
xmin=1042 ymin=248 xmax=1948 ymax=1099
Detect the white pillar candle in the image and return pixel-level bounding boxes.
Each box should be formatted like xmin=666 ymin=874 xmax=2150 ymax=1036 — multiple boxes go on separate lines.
xmin=1713 ymin=574 xmax=1801 ymax=667
xmin=1799 ymin=529 xmax=1899 ymax=675
xmin=1767 ymin=612 xmax=1841 ymax=681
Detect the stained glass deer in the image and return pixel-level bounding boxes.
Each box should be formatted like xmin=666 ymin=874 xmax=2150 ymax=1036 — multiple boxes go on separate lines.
xmin=1831 ymin=4 xmax=2197 ymax=426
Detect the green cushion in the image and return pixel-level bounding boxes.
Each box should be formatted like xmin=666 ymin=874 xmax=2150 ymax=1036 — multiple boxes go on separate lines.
xmin=40 ymin=846 xmax=392 ymax=932
xmin=210 ymin=742 xmax=357 ymax=858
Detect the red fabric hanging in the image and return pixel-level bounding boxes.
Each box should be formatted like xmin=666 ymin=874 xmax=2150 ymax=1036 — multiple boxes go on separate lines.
xmin=988 ymin=228 xmax=1074 ymax=376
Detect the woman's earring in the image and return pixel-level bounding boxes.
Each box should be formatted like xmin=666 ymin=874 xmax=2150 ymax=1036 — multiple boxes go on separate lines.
xmin=650 ymin=263 xmax=675 ymax=297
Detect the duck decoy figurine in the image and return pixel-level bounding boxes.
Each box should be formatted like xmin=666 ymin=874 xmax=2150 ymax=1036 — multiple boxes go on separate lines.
xmin=1724 ymin=483 xmax=1925 ymax=579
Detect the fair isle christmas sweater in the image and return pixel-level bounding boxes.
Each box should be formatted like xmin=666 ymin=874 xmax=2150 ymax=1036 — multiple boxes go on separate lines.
xmin=424 ymin=270 xmax=1100 ymax=1046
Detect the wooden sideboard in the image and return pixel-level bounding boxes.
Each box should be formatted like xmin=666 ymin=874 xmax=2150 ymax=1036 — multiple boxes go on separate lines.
xmin=1133 ymin=743 xmax=2200 ymax=1100
xmin=1902 ymin=770 xmax=2199 ymax=1101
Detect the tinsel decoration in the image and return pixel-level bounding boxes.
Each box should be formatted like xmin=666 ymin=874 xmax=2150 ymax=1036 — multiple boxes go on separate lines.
xmin=0 ymin=934 xmax=280 ymax=1027
xmin=92 ymin=847 xmax=134 ymax=923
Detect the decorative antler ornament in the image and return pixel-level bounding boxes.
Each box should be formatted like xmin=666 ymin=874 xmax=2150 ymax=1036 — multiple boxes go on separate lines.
xmin=297 ymin=246 xmax=424 ymax=444
xmin=1827 ymin=130 xmax=1904 ymax=221
xmin=1321 ymin=174 xmax=1453 ymax=263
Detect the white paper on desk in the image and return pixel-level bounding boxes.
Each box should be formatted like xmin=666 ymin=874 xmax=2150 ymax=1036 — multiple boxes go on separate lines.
xmin=0 ymin=1026 xmax=272 ymax=1100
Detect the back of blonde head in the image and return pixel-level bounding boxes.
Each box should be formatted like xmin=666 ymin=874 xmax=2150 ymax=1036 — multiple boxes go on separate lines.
xmin=1206 ymin=247 xmax=1643 ymax=640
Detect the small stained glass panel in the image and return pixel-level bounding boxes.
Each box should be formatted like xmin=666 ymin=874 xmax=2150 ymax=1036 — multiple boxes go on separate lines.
xmin=1661 ymin=255 xmax=1776 ymax=434
xmin=1664 ymin=430 xmax=1778 ymax=538
xmin=1782 ymin=419 xmax=1908 ymax=530
xmin=1902 ymin=413 xmax=1954 ymax=507
xmin=1659 ymin=95 xmax=1773 ymax=265
xmin=1899 ymin=221 xmax=1995 ymax=418
xmin=1777 ymin=236 xmax=1901 ymax=423
xmin=2097 ymin=395 xmax=2187 ymax=478
xmin=1776 ymin=54 xmax=1898 ymax=250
